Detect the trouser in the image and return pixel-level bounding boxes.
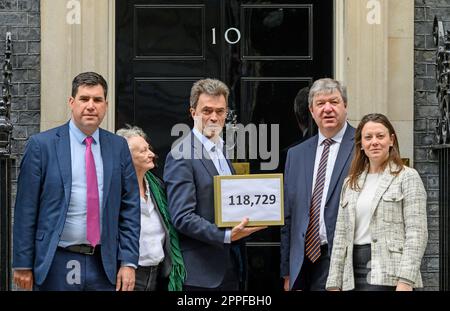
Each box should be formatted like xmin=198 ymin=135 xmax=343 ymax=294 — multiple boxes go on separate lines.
xmin=292 ymin=244 xmax=330 ymax=291
xmin=134 ymin=264 xmax=160 ymax=291
xmin=184 ymin=247 xmax=240 ymax=291
xmin=352 ymin=244 xmax=396 ymax=291
xmin=34 ymin=246 xmax=114 ymax=291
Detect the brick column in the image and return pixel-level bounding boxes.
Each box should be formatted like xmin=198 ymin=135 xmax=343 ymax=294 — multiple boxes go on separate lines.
xmin=414 ymin=0 xmax=446 ymax=291
xmin=0 ymin=0 xmax=40 ymax=204
xmin=0 ymin=0 xmax=40 ymax=290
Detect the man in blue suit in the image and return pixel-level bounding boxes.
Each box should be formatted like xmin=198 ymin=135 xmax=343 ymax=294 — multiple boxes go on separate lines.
xmin=164 ymin=78 xmax=265 ymax=290
xmin=12 ymin=72 xmax=140 ymax=291
xmin=280 ymin=78 xmax=355 ymax=291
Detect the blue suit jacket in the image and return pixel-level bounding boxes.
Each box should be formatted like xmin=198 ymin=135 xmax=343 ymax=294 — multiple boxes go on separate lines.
xmin=280 ymin=124 xmax=355 ymax=289
xmin=12 ymin=122 xmax=141 ymax=286
xmin=163 ymin=132 xmax=236 ymax=288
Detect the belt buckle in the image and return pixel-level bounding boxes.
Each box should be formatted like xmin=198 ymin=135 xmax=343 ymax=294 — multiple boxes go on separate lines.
xmin=84 ymin=244 xmax=95 ymax=255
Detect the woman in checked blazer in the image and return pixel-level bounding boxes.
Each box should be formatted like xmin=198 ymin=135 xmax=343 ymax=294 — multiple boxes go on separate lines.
xmin=326 ymin=113 xmax=428 ymax=291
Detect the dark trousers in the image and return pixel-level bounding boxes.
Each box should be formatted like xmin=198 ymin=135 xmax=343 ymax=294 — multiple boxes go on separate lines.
xmin=184 ymin=247 xmax=240 ymax=291
xmin=292 ymin=244 xmax=330 ymax=291
xmin=134 ymin=265 xmax=160 ymax=291
xmin=34 ymin=247 xmax=115 ymax=291
xmin=352 ymin=244 xmax=396 ymax=291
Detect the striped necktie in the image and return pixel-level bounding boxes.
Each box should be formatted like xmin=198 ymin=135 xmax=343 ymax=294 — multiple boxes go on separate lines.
xmin=305 ymin=138 xmax=334 ymax=263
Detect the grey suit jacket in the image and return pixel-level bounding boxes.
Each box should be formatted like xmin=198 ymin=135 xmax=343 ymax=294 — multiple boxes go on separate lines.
xmin=326 ymin=164 xmax=428 ymax=290
xmin=163 ymin=132 xmax=236 ymax=288
xmin=280 ymin=124 xmax=355 ymax=290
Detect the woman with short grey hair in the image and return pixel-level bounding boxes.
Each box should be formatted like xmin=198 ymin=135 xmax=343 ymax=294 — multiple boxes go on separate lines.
xmin=116 ymin=125 xmax=185 ymax=291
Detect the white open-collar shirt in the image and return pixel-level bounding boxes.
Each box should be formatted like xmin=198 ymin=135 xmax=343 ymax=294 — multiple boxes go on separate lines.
xmin=312 ymin=122 xmax=348 ymax=245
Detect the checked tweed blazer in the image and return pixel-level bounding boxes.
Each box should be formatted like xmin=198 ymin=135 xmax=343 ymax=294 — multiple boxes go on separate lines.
xmin=326 ymin=163 xmax=428 ymax=290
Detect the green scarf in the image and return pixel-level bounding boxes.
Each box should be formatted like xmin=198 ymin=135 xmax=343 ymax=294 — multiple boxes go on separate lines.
xmin=145 ymin=171 xmax=186 ymax=291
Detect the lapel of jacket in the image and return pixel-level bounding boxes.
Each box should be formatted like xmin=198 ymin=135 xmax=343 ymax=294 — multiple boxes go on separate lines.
xmin=226 ymin=158 xmax=236 ymax=175
xmin=348 ymin=170 xmax=368 ymax=223
xmin=347 ymin=191 xmax=356 ymax=235
xmin=304 ymin=136 xmax=318 ymax=201
xmin=325 ymin=125 xmax=355 ymax=206
xmin=370 ymin=164 xmax=396 ymax=218
xmin=223 ymin=147 xmax=236 ymax=175
xmin=191 ymin=133 xmax=219 ymax=177
xmin=100 ymin=129 xmax=113 ymax=211
xmin=56 ymin=122 xmax=72 ymax=207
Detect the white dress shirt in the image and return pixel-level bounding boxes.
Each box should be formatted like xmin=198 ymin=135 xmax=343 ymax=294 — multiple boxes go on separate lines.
xmin=138 ymin=179 xmax=166 ymax=267
xmin=354 ymin=173 xmax=382 ymax=245
xmin=312 ymin=122 xmax=348 ymax=245
xmin=59 ymin=120 xmax=104 ymax=247
xmin=192 ymin=128 xmax=233 ymax=243
xmin=192 ymin=128 xmax=232 ymax=176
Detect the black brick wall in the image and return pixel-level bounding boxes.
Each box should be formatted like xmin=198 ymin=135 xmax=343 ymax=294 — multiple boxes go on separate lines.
xmin=0 ymin=0 xmax=40 ymax=206
xmin=414 ymin=0 xmax=447 ymax=291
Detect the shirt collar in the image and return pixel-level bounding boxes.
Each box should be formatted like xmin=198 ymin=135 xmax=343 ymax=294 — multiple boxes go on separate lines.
xmin=143 ymin=177 xmax=150 ymax=200
xmin=192 ymin=128 xmax=224 ymax=152
xmin=69 ymin=119 xmax=100 ymax=144
xmin=318 ymin=121 xmax=348 ymax=146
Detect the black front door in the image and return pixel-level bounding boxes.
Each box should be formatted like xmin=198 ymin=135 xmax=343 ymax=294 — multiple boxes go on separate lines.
xmin=116 ymin=0 xmax=333 ymax=290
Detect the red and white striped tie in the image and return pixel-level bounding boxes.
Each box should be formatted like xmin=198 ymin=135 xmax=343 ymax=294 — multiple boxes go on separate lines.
xmin=305 ymin=138 xmax=334 ymax=263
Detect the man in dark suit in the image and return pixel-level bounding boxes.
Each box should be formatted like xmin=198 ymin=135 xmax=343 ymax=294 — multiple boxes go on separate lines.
xmin=280 ymin=78 xmax=355 ymax=291
xmin=13 ymin=72 xmax=140 ymax=291
xmin=276 ymin=86 xmax=315 ymax=174
xmin=164 ymin=78 xmax=265 ymax=290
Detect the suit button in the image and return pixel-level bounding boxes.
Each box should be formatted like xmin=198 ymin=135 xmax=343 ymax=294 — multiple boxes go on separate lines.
xmin=399 ymin=247 xmax=403 ymax=251
xmin=372 ymin=239 xmax=377 ymax=243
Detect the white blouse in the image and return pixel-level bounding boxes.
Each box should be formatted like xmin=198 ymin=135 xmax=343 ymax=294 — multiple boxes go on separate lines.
xmin=138 ymin=179 xmax=166 ymax=267
xmin=354 ymin=173 xmax=382 ymax=245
